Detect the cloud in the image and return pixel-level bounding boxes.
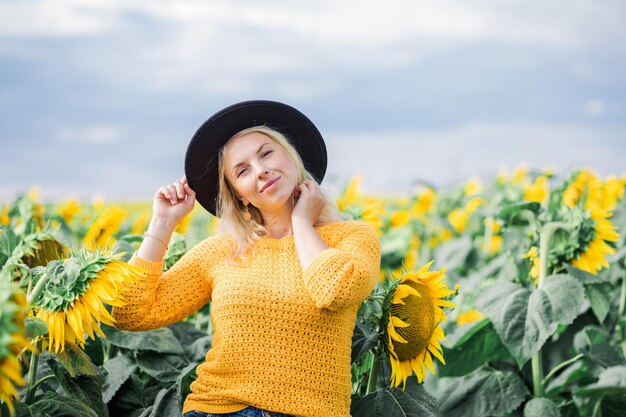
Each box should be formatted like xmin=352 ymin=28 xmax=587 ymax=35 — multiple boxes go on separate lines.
xmin=55 ymin=125 xmax=122 ymax=144
xmin=584 ymin=99 xmax=605 ymax=117
xmin=2 ymin=0 xmax=624 ymax=98
xmin=325 ymin=122 xmax=626 ymax=194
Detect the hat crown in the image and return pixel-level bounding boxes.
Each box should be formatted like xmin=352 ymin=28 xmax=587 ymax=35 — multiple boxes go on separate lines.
xmin=184 ymin=100 xmax=327 ymax=216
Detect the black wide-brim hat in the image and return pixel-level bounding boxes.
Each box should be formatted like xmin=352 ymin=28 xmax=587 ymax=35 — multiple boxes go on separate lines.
xmin=185 ymin=100 xmax=327 ymax=217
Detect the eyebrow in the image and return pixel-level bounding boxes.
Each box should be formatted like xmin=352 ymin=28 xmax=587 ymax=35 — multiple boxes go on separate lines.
xmin=231 ymin=142 xmax=272 ymax=174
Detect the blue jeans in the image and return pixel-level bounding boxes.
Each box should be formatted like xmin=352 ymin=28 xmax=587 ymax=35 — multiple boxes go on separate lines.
xmin=183 ymin=405 xmax=292 ymax=417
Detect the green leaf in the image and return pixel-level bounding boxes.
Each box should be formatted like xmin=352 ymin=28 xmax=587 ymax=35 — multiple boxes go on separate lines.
xmin=167 ymin=321 xmax=211 ymax=361
xmin=586 ymin=283 xmax=613 ymax=323
xmin=380 ymin=226 xmax=412 ymax=270
xmin=523 ymin=398 xmax=559 ymax=417
xmin=574 ymin=365 xmax=626 ymax=416
xmin=102 ymin=354 xmax=137 ymax=404
xmin=574 ymin=326 xmax=625 ymax=368
xmin=24 ymin=317 xmax=48 ymax=338
xmin=102 ymin=325 xmax=184 ymax=354
xmin=438 ymin=368 xmax=527 ymax=417
xmin=440 ymin=319 xmax=511 ymax=377
xmin=177 ymin=362 xmax=199 ymax=407
xmin=545 ymin=360 xmax=591 ymax=397
xmin=135 ymin=351 xmax=189 ymax=384
xmin=350 ymin=378 xmax=439 ymax=417
xmin=497 ymin=202 xmax=540 ymax=224
xmin=55 ymin=340 xmax=100 ymax=377
xmin=567 ymin=265 xmax=608 ymax=284
xmin=476 ymin=274 xmax=585 ymax=368
xmin=149 ymin=385 xmax=181 ymax=417
xmin=30 ymin=391 xmax=99 ymax=417
xmin=109 ymin=373 xmax=151 ymax=412
xmin=352 ymin=320 xmax=378 ymax=363
xmin=46 ymin=359 xmax=108 ymax=417
xmin=435 ymin=236 xmax=473 ymax=272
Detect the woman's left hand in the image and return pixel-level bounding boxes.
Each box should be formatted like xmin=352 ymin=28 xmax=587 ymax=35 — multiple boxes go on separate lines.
xmin=292 ymin=180 xmax=326 ymax=226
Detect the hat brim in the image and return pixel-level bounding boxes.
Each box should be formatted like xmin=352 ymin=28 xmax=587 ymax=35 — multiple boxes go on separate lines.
xmin=185 ymin=100 xmax=327 ymax=217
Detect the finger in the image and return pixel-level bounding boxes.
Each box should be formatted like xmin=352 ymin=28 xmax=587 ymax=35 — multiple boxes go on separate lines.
xmin=157 ymin=187 xmax=171 ymax=200
xmin=184 ymin=182 xmax=196 ymax=197
xmin=174 ymin=181 xmax=185 ymax=199
xmin=167 ymin=185 xmax=178 ymax=203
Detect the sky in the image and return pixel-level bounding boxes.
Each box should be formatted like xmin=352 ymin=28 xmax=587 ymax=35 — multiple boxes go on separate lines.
xmin=1 ymin=0 xmax=625 ymax=203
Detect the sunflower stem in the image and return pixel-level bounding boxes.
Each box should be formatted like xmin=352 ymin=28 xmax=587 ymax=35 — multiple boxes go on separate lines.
xmin=366 ymin=347 xmax=381 ymax=395
xmin=30 ymin=375 xmax=56 ymax=394
xmin=518 ymin=209 xmax=538 ymax=237
xmin=25 ymin=342 xmax=40 ymax=404
xmin=618 ymin=264 xmax=626 ymax=355
xmin=542 ymin=353 xmax=584 ymax=386
xmin=484 ymin=217 xmax=493 ymax=254
xmin=27 ymin=272 xmax=49 ymax=305
xmin=531 ymin=221 xmax=572 ymax=398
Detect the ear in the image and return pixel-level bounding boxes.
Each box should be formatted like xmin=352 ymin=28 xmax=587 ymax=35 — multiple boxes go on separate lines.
xmin=239 ymin=198 xmax=249 ymax=206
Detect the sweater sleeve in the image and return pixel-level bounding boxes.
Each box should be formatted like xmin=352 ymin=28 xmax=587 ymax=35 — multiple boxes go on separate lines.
xmin=302 ymin=221 xmax=381 ymax=311
xmin=111 ymin=235 xmax=227 ymax=331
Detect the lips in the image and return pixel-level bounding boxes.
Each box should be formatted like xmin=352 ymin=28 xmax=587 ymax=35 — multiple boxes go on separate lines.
xmin=260 ymin=176 xmax=281 ymax=192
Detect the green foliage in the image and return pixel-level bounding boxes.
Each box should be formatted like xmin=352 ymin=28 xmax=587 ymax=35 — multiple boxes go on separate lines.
xmin=351 ymin=377 xmax=439 ymax=417
xmin=439 ymin=319 xmax=510 ymax=377
xmin=476 ymin=274 xmax=586 ymax=368
xmin=438 ymin=368 xmax=527 ymax=417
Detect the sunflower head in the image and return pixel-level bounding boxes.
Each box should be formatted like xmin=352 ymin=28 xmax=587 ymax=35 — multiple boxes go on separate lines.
xmin=339 ymin=190 xmax=386 ymax=235
xmin=570 ymin=207 xmax=620 ymax=274
xmin=56 ymin=198 xmax=81 ymax=224
xmin=32 ymin=248 xmax=144 ymax=353
xmin=82 ymin=206 xmax=126 ymax=251
xmin=524 ymin=176 xmax=550 ymax=204
xmin=383 ymin=261 xmax=456 ymax=389
xmin=0 ymin=275 xmax=32 ymax=416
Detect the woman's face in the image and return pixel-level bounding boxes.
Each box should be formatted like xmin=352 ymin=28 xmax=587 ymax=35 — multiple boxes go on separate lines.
xmin=222 ymin=131 xmax=299 ymax=214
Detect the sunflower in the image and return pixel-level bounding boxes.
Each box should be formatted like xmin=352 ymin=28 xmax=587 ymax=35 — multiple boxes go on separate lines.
xmin=447 ymin=198 xmax=484 ymax=234
xmin=521 ymin=246 xmax=540 ymax=284
xmin=562 ymin=169 xmax=603 ymax=209
xmin=599 ymin=176 xmax=626 ymax=211
xmin=130 ymin=210 xmax=151 ymax=234
xmin=336 ymin=176 xmax=385 ymax=234
xmin=0 ymin=277 xmax=32 ymax=417
xmin=56 ymin=198 xmax=81 ymax=224
xmin=571 ymin=208 xmax=620 ymax=274
xmin=456 ymin=308 xmax=485 ymax=326
xmin=464 ymin=178 xmax=482 ymax=196
xmin=384 ymin=261 xmax=455 ymax=389
xmin=524 ymin=176 xmax=549 ymax=204
xmin=176 ymin=212 xmax=192 ymax=234
xmin=1 ymin=206 xmax=9 ymax=226
xmin=410 ymin=188 xmax=436 ymax=218
xmin=481 ymin=219 xmax=503 ymax=255
xmin=390 ymin=210 xmax=411 ymax=228
xmin=83 ymin=205 xmax=126 ymax=250
xmin=31 ymin=249 xmax=143 ymax=353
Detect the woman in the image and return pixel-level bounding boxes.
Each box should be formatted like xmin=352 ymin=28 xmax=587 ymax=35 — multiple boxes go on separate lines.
xmin=111 ymin=100 xmax=381 ymax=417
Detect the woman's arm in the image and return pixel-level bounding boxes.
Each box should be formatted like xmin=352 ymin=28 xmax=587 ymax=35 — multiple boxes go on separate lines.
xmin=299 ymin=221 xmax=381 ymax=311
xmin=111 ymin=176 xmax=217 ymax=331
xmin=111 ymin=234 xmax=225 ymax=331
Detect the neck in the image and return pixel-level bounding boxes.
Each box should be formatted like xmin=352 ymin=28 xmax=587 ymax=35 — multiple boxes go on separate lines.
xmin=260 ymin=198 xmax=295 ymax=239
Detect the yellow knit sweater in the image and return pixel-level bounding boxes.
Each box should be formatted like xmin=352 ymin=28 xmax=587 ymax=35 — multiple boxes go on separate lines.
xmin=111 ymin=220 xmax=381 ymax=417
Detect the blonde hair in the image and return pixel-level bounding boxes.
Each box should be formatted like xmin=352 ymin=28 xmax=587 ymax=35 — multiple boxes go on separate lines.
xmin=216 ymin=125 xmax=342 ymax=259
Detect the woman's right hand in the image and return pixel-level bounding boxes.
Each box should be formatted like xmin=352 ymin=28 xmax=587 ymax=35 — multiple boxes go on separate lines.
xmin=152 ymin=176 xmax=196 ymax=223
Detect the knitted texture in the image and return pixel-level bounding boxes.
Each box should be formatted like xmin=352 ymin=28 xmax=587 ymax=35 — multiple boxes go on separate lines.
xmin=111 ymin=220 xmax=381 ymax=417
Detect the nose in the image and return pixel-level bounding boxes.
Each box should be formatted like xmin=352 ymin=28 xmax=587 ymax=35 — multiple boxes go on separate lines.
xmin=253 ymin=163 xmax=270 ymax=178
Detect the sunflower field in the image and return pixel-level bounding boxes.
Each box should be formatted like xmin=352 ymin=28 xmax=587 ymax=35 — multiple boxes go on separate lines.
xmin=1 ymin=166 xmax=626 ymax=417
